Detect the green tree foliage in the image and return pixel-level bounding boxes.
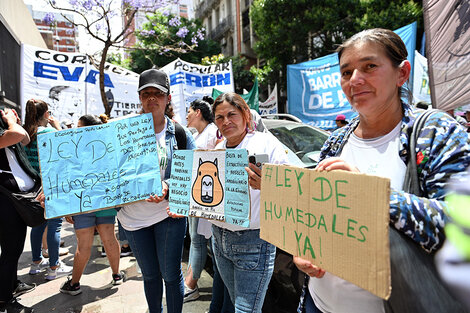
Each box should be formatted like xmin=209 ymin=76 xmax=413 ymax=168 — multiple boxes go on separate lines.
xmin=129 ymin=12 xmax=221 ymax=73
xmin=250 ymin=0 xmax=422 ymax=92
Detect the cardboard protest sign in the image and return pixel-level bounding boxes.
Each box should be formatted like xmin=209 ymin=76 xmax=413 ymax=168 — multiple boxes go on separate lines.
xmin=260 ymin=164 xmax=391 ymax=299
xmin=169 ymin=149 xmax=251 ymax=227
xmin=38 ymin=113 xmax=162 ymax=218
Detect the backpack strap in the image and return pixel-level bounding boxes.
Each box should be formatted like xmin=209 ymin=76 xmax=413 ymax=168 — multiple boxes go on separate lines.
xmin=174 ymin=121 xmax=187 ymax=150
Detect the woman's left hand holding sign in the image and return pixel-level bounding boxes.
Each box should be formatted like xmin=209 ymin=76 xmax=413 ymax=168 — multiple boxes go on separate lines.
xmin=146 ymin=181 xmax=168 ymax=203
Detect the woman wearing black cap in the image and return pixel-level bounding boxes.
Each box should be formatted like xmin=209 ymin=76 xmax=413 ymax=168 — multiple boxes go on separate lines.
xmin=117 ymin=69 xmax=197 ymax=313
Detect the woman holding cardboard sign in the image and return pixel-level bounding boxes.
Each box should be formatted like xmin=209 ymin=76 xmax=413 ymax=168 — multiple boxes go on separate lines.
xmin=59 ymin=114 xmax=123 ymax=296
xmin=117 ymin=69 xmax=196 ymax=313
xmin=210 ymin=92 xmax=289 ymax=313
xmin=184 ymin=96 xmax=225 ymax=303
xmin=294 ymin=29 xmax=470 ymax=313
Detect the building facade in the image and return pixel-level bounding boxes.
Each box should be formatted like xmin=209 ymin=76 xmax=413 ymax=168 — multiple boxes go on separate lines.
xmin=1 ymin=0 xmax=47 ymax=110
xmin=193 ymin=0 xmax=256 ymax=60
xmin=28 ymin=6 xmax=78 ymax=52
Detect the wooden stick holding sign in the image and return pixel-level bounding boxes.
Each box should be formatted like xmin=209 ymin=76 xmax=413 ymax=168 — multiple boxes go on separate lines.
xmin=259 ymin=164 xmax=391 ymax=299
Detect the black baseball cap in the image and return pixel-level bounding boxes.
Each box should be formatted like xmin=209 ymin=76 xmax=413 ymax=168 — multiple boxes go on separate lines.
xmin=138 ymin=69 xmax=170 ymax=93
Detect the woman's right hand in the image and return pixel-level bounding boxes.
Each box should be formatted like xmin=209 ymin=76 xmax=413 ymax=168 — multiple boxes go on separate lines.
xmin=146 ymin=181 xmax=169 ymax=203
xmin=48 ymin=115 xmax=62 ymax=130
xmin=65 ymin=216 xmax=74 ymax=224
xmin=36 ymin=191 xmax=46 ymax=208
xmin=1 ymin=108 xmax=19 ymax=126
xmin=316 ymin=157 xmax=360 ymax=173
xmin=293 ymin=256 xmax=326 ymax=278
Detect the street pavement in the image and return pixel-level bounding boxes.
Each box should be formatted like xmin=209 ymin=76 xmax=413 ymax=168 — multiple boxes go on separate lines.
xmin=17 ymin=221 xmax=213 ymax=313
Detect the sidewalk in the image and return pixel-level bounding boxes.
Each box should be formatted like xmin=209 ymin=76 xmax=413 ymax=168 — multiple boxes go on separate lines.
xmin=17 ymin=221 xmax=213 ymax=313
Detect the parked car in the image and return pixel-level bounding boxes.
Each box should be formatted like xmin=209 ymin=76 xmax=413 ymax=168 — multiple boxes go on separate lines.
xmin=262 ymin=117 xmax=330 ymax=168
xmin=261 ymin=117 xmax=329 ymax=313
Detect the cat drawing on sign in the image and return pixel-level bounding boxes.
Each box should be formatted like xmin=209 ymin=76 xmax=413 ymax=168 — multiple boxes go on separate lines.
xmin=192 ymin=158 xmax=224 ymax=207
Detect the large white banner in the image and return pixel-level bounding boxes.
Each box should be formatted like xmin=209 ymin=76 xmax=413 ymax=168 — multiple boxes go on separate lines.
xmin=21 ymin=44 xmax=140 ymax=125
xmin=413 ymin=51 xmax=431 ymax=104
xmin=161 ymin=58 xmax=234 ymax=125
xmin=259 ymin=84 xmax=278 ymax=115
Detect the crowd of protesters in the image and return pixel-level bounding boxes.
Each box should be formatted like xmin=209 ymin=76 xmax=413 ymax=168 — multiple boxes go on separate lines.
xmin=1 ymin=27 xmax=470 ymax=313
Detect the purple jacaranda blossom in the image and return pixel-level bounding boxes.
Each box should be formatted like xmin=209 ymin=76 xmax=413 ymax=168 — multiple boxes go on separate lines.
xmin=176 ymin=26 xmax=188 ymax=38
xmin=169 ymin=16 xmax=181 ymax=27
xmin=191 ymin=36 xmax=198 ymax=45
xmin=162 ymin=10 xmax=170 ymax=16
xmin=196 ymin=28 xmax=205 ymax=40
xmin=42 ymin=12 xmax=55 ymax=26
xmin=139 ymin=29 xmax=156 ymax=36
xmin=82 ymin=0 xmax=94 ymax=10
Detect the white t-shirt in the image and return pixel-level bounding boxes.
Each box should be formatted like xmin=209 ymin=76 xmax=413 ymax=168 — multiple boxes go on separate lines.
xmin=309 ymin=121 xmax=406 ymax=313
xmin=210 ymin=131 xmax=289 ymax=231
xmin=5 ymin=148 xmax=35 ymax=191
xmin=194 ymin=123 xmax=219 ymax=149
xmin=118 ymin=121 xmax=170 ymax=231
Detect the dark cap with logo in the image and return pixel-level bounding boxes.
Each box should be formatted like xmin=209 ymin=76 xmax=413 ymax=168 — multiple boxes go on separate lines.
xmin=138 ymin=69 xmax=170 ymax=94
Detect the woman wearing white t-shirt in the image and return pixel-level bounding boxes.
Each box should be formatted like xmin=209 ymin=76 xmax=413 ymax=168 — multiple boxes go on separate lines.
xmin=183 ymin=96 xmax=224 ymax=303
xmin=211 ymin=92 xmax=289 ymax=313
xmin=294 ymin=28 xmax=470 ymax=313
xmin=117 ymin=69 xmax=196 ymax=313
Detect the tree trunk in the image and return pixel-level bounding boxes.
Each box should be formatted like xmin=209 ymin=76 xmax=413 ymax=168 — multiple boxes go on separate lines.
xmin=99 ymin=43 xmax=111 ymax=116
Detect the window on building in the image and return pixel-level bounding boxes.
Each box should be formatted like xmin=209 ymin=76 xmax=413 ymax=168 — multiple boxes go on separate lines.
xmin=242 ymin=9 xmax=250 ymax=28
xmin=215 ymin=6 xmax=220 ymax=23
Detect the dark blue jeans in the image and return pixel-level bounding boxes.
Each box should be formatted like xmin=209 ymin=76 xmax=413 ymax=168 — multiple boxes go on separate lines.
xmin=209 ymin=242 xmax=235 ymax=313
xmin=30 ymin=218 xmax=63 ymax=266
xmin=305 ymin=288 xmax=323 ymax=313
xmin=124 ymin=217 xmax=186 ymax=313
xmin=212 ymin=226 xmax=276 ymax=313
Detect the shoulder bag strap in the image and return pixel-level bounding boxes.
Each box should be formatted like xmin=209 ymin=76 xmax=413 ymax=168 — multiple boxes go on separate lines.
xmin=174 ymin=121 xmax=187 ymax=150
xmin=403 ymin=109 xmax=437 ymax=195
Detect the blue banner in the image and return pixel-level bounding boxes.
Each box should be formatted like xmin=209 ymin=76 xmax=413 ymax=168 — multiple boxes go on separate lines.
xmin=287 ymin=22 xmax=417 ymax=130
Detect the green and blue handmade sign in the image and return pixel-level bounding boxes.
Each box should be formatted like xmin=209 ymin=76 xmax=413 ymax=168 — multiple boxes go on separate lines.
xmin=169 ymin=149 xmax=250 ymax=227
xmin=38 ymin=113 xmax=162 ymax=218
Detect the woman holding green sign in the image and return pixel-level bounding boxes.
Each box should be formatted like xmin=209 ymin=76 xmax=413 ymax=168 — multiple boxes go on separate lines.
xmin=210 ymin=92 xmax=289 ymax=313
xmin=117 ymin=69 xmax=196 ymax=313
xmin=294 ymin=28 xmax=470 ymax=313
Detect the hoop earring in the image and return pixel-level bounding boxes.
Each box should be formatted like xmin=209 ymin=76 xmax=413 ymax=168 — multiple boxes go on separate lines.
xmin=216 ymin=129 xmax=223 ymax=139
